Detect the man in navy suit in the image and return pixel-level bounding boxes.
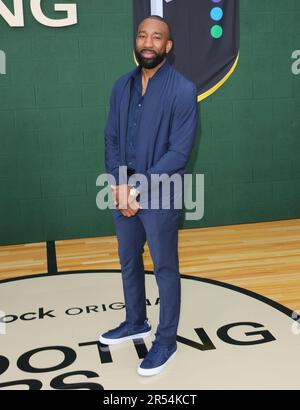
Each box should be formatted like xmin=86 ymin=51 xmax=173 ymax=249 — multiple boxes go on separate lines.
xmin=99 ymin=15 xmax=198 ymax=376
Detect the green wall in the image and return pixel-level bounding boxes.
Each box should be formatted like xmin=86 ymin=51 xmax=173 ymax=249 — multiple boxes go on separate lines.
xmin=0 ymin=0 xmax=299 ymax=246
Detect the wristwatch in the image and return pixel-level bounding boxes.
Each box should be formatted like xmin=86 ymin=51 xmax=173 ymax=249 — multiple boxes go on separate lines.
xmin=129 ymin=186 xmax=140 ymax=199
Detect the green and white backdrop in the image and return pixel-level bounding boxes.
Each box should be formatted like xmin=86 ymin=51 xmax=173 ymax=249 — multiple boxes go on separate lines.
xmin=0 ymin=0 xmax=300 ymax=246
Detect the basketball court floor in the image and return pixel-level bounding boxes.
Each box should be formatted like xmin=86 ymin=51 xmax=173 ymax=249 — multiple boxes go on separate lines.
xmin=0 ymin=218 xmax=300 ymax=390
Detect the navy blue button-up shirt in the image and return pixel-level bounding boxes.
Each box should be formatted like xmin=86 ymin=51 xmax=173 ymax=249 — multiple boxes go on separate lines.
xmin=125 ymin=60 xmax=171 ymax=170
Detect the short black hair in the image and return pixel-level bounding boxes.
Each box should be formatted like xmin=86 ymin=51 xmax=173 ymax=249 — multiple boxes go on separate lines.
xmin=139 ymin=15 xmax=173 ymax=41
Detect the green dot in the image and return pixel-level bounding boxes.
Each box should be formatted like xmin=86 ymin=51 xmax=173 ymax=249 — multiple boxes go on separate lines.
xmin=211 ymin=25 xmax=223 ymax=39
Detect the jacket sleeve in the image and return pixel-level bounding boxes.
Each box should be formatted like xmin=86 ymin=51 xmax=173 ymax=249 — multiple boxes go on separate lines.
xmin=104 ymin=83 xmax=121 ymax=185
xmin=131 ymin=82 xmax=198 ymax=195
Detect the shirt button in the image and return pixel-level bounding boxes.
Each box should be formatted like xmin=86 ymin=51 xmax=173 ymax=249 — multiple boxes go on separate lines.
xmin=138 ymin=104 xmax=142 ymax=107
xmin=133 ymin=122 xmax=137 ymax=126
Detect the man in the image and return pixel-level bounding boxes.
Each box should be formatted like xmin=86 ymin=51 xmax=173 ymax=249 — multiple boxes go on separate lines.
xmin=99 ymin=15 xmax=198 ymax=377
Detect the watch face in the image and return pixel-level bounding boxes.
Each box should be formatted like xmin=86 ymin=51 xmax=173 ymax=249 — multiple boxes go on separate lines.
xmin=130 ymin=188 xmax=138 ymax=198
xmin=133 ymin=0 xmax=240 ymax=102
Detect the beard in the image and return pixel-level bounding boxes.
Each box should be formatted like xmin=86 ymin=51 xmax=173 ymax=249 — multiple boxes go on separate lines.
xmin=134 ymin=48 xmax=166 ymax=69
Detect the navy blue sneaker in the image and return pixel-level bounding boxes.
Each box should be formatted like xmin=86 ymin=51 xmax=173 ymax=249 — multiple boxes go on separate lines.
xmin=99 ymin=319 xmax=151 ymax=345
xmin=137 ymin=340 xmax=177 ymax=376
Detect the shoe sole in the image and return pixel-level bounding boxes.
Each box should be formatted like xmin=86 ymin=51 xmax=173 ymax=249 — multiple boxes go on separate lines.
xmin=137 ymin=350 xmax=177 ymax=376
xmin=99 ymin=329 xmax=152 ymax=345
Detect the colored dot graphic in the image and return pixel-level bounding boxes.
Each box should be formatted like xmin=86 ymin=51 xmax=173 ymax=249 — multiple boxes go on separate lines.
xmin=211 ymin=25 xmax=223 ymax=39
xmin=211 ymin=7 xmax=223 ymax=21
xmin=210 ymin=1 xmax=223 ymax=38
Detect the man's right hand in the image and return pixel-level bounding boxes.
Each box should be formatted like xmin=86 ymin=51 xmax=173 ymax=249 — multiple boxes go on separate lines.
xmin=111 ymin=185 xmax=141 ymax=217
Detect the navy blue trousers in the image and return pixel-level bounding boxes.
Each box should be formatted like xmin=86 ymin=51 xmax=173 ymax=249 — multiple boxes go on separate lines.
xmin=112 ymin=208 xmax=181 ymax=347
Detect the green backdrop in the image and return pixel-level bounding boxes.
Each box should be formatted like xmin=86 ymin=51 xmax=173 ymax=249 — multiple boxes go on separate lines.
xmin=0 ymin=0 xmax=299 ymax=246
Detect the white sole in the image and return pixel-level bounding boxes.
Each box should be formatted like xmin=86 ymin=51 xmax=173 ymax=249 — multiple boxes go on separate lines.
xmin=99 ymin=329 xmax=152 ymax=345
xmin=137 ymin=350 xmax=177 ymax=376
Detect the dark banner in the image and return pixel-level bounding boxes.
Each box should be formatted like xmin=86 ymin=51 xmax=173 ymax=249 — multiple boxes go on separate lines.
xmin=133 ymin=0 xmax=240 ymax=101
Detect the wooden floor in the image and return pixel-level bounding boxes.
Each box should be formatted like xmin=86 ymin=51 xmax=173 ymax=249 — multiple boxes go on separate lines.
xmin=1 ymin=218 xmax=300 ymax=314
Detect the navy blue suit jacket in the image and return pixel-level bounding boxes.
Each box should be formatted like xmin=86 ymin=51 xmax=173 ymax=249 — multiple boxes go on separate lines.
xmin=104 ymin=59 xmax=198 ymax=203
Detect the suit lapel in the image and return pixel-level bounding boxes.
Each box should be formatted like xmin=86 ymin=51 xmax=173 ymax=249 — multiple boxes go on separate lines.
xmin=119 ymin=77 xmax=132 ymax=165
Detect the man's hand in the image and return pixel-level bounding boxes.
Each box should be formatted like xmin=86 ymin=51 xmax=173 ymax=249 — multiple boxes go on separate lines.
xmin=111 ymin=185 xmax=141 ymax=217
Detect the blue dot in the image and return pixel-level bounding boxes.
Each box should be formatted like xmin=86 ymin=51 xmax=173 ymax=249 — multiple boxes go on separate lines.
xmin=210 ymin=7 xmax=223 ymax=21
